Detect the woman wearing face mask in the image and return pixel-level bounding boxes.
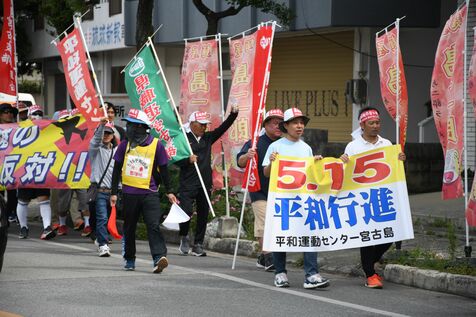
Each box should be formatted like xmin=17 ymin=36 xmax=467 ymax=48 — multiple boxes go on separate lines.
xmin=110 ymin=109 xmax=177 ymax=273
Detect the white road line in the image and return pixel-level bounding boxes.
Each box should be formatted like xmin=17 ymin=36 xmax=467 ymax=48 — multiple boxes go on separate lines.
xmin=32 ymin=238 xmax=409 ymax=317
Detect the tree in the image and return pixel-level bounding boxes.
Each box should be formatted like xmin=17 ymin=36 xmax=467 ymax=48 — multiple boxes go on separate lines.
xmin=134 ymin=0 xmax=294 ymax=51
xmin=39 ymin=0 xmax=86 ymax=37
xmin=192 ymin=0 xmax=294 ymax=35
xmin=5 ymin=0 xmax=87 ymax=76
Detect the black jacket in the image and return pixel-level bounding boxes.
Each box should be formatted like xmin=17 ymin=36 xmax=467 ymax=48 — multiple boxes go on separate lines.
xmin=176 ymin=111 xmax=238 ymax=191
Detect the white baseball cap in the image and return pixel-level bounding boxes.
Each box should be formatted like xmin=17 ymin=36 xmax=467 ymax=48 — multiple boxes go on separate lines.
xmin=188 ymin=111 xmax=211 ymax=124
xmin=122 ymin=108 xmax=152 ymax=126
xmin=279 ymin=107 xmax=310 ymax=133
xmin=262 ymin=109 xmax=284 ymax=126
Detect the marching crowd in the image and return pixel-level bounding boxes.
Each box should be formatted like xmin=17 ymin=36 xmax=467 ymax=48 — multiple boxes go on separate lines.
xmin=0 ymin=101 xmax=404 ymax=290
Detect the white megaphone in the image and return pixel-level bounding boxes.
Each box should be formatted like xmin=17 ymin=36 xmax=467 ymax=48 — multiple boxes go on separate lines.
xmin=162 ymin=203 xmax=190 ymax=231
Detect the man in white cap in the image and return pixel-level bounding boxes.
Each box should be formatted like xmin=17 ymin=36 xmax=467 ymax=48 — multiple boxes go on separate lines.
xmin=340 ymin=106 xmax=405 ymax=289
xmin=176 ymin=106 xmax=238 ymax=256
xmin=237 ymin=109 xmax=284 ymax=271
xmin=110 ymin=109 xmax=177 ymax=272
xmin=262 ymin=107 xmax=330 ymax=289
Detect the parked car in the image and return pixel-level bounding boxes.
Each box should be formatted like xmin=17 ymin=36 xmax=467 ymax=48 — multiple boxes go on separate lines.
xmin=0 ymin=193 xmax=7 ymax=273
xmin=0 ymin=92 xmax=36 ymax=107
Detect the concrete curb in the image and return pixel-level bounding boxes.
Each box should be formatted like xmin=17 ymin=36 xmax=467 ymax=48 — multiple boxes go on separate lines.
xmin=384 ymin=264 xmax=476 ymax=299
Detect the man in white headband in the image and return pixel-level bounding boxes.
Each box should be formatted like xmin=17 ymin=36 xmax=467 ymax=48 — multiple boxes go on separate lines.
xmin=340 ymin=106 xmax=405 ymax=289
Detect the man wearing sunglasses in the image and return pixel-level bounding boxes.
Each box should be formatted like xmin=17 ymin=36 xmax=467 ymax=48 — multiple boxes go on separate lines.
xmin=0 ymin=103 xmax=17 ymax=124
xmin=0 ymin=103 xmax=19 ymax=226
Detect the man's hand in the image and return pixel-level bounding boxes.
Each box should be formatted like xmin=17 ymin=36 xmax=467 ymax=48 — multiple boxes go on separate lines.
xmin=398 ymin=152 xmax=406 ymax=161
xmin=246 ymin=148 xmax=256 ymax=160
xmin=189 ymin=154 xmax=198 ymax=164
xmin=100 ymin=117 xmax=108 ymax=125
xmin=269 ymin=152 xmax=278 ymax=163
xmin=313 ymin=155 xmax=323 ymax=161
xmin=110 ymin=195 xmax=117 ymax=206
xmin=340 ymin=154 xmax=349 ymax=163
xmin=231 ymin=104 xmax=239 ymax=113
xmin=167 ymin=193 xmax=178 ymax=204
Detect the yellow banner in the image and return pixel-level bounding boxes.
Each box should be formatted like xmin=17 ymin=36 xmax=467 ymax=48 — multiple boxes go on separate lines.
xmin=269 ymin=145 xmax=406 ymax=194
xmin=0 ymin=115 xmax=93 ymax=190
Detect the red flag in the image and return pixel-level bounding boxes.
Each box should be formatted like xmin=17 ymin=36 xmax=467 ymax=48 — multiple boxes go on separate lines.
xmin=56 ymin=28 xmax=103 ymax=124
xmin=179 ymin=39 xmax=223 ymax=188
xmin=223 ymin=31 xmax=257 ymax=187
xmin=223 ymin=24 xmax=275 ymax=189
xmin=108 ymin=205 xmax=122 ymax=240
xmin=376 ymin=26 xmax=408 ymax=147
xmin=465 ymin=27 xmax=476 ymax=226
xmin=0 ymin=0 xmax=16 ymax=100
xmin=241 ymin=24 xmax=274 ymax=192
xmin=430 ymin=4 xmax=467 ymax=200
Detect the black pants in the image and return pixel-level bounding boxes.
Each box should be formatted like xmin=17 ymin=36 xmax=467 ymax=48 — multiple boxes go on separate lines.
xmin=179 ymin=187 xmax=210 ymax=245
xmin=1 ymin=190 xmax=17 ymax=218
xmin=123 ymin=192 xmax=166 ymax=261
xmin=360 ymin=242 xmax=393 ymax=277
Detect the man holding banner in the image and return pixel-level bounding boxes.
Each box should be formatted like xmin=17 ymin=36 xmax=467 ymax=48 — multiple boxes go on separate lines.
xmin=16 ymin=106 xmax=56 ymax=240
xmin=263 ymin=108 xmax=330 ymax=289
xmin=177 ymin=107 xmax=238 ymax=257
xmin=110 ymin=109 xmax=178 ymax=272
xmin=237 ymin=109 xmax=283 ymax=271
xmin=340 ymin=106 xmax=405 ymax=289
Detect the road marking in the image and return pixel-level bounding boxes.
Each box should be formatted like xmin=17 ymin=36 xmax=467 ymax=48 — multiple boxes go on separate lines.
xmin=29 ymin=238 xmax=410 ymax=317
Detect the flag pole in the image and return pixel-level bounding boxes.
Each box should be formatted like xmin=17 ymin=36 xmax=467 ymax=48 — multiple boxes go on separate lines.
xmin=147 ymin=38 xmax=216 ymax=217
xmin=217 ymin=33 xmax=231 ymax=218
xmin=463 ymin=0 xmax=471 ymax=257
xmin=121 ymin=25 xmax=163 ymax=73
xmin=232 ymin=22 xmax=276 ymax=269
xmin=396 ymin=18 xmax=400 ymax=146
xmin=11 ymin=0 xmax=18 ymax=109
xmin=74 ymin=14 xmax=107 ymax=118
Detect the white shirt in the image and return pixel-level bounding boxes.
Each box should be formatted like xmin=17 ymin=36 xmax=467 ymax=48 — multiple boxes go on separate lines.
xmin=344 ymin=135 xmax=392 ymax=156
xmin=262 ymin=137 xmax=313 ymax=166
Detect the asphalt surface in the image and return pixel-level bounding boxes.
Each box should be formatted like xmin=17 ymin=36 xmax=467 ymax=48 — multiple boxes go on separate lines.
xmin=1 ymin=223 xmax=476 ymax=317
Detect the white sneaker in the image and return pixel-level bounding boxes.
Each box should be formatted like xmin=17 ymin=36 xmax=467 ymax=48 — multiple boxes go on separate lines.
xmin=303 ymin=273 xmax=330 ymax=289
xmin=274 ymin=272 xmax=290 ymax=288
xmin=98 ymin=245 xmax=111 ymax=257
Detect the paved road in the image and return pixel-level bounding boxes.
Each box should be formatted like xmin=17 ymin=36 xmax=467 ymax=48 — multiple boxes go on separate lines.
xmin=1 ymin=224 xmax=475 ymax=317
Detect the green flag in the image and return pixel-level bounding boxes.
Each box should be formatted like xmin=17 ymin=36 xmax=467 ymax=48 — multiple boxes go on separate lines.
xmin=124 ymin=44 xmax=190 ymax=164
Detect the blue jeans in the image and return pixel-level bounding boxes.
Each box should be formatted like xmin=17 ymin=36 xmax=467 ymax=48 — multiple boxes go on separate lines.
xmin=273 ymin=252 xmax=318 ymax=277
xmin=95 ymin=192 xmax=110 ymax=247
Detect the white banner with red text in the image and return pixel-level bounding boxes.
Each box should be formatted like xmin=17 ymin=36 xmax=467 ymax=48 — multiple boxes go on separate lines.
xmin=263 ymin=145 xmax=414 ymax=252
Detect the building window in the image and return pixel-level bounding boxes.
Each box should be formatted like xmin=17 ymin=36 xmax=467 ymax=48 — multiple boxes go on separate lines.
xmin=111 ymin=66 xmax=126 ymax=93
xmin=109 ymin=0 xmax=122 ymax=16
